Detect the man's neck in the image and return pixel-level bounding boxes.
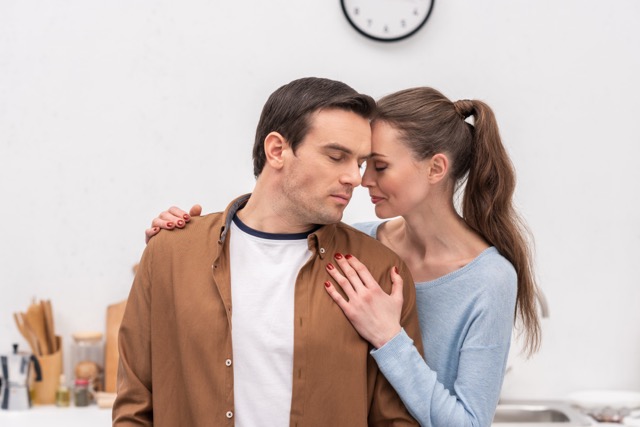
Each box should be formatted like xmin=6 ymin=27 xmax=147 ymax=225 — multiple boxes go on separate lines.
xmin=238 ymin=187 xmax=318 ymax=235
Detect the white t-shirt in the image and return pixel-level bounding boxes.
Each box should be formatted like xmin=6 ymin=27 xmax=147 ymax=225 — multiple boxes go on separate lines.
xmin=229 ymin=215 xmax=314 ymax=427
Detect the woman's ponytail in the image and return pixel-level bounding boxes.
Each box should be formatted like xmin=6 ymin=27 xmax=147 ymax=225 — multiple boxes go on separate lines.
xmin=461 ymin=100 xmax=541 ymax=355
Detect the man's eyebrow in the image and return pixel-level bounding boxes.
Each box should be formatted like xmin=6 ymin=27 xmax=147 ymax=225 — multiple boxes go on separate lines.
xmin=324 ymin=143 xmax=372 ymax=161
xmin=324 ymin=143 xmax=353 ymax=155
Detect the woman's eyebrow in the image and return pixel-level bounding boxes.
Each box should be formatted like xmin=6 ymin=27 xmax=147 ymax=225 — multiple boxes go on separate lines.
xmin=370 ymin=152 xmax=388 ymax=158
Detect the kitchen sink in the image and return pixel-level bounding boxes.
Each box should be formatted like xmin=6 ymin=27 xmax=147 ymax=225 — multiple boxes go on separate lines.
xmin=493 ymin=401 xmax=594 ymax=425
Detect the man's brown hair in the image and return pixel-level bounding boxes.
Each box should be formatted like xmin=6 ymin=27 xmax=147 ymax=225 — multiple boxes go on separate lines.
xmin=252 ymin=77 xmax=376 ymax=177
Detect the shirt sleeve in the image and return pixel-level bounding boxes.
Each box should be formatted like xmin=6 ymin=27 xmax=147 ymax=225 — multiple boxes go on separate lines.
xmin=371 ymin=280 xmax=514 ymax=427
xmin=112 ymin=244 xmax=154 ymax=426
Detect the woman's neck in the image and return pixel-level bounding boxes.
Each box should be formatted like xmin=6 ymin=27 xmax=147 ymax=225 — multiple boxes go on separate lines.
xmin=380 ymin=200 xmax=489 ymax=282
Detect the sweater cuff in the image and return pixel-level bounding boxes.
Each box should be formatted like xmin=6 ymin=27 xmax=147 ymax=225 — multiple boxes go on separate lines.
xmin=370 ymin=328 xmax=414 ymax=366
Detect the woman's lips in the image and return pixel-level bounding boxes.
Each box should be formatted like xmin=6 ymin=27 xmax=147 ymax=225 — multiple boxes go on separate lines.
xmin=370 ymin=196 xmax=384 ymax=204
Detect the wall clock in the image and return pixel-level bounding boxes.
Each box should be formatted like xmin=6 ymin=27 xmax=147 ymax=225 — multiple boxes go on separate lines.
xmin=340 ymin=0 xmax=435 ymax=42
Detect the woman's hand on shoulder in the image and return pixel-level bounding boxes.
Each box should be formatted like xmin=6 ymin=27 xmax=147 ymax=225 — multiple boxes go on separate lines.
xmin=145 ymin=204 xmax=203 ymax=244
xmin=324 ymin=253 xmax=403 ymax=349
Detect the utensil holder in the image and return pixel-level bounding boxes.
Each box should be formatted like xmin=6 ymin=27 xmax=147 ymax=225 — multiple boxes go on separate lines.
xmin=32 ymin=336 xmax=62 ymax=405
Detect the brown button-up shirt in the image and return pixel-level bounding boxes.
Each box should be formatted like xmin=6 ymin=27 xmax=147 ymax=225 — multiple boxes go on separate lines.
xmin=113 ymin=195 xmax=423 ymax=426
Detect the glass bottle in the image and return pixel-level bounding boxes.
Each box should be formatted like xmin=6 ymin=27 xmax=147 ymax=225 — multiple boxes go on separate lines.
xmin=55 ymin=374 xmax=71 ymax=407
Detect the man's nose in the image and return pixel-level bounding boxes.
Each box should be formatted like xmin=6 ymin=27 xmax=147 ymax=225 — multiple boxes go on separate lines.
xmin=341 ymin=163 xmax=363 ymax=187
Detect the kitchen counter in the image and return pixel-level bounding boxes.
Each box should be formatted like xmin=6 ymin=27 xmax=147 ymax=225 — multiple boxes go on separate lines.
xmin=0 ymin=401 xmax=628 ymax=426
xmin=0 ymin=405 xmax=112 ymax=426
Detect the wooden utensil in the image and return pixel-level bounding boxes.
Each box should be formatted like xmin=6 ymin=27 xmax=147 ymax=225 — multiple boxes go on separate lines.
xmin=25 ymin=302 xmax=50 ymax=355
xmin=13 ymin=312 xmax=40 ymax=355
xmin=105 ymin=300 xmax=127 ymax=392
xmin=41 ymin=300 xmax=56 ymax=353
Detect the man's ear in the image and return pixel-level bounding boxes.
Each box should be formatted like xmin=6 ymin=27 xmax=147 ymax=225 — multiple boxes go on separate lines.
xmin=264 ymin=131 xmax=288 ymax=170
xmin=428 ymin=153 xmax=449 ymax=183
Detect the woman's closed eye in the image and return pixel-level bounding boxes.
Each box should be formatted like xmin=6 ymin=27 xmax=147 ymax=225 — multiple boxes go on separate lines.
xmin=374 ymin=162 xmax=388 ymax=172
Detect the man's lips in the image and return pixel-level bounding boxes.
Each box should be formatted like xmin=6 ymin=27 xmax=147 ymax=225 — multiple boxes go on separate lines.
xmin=331 ymin=194 xmax=351 ymax=204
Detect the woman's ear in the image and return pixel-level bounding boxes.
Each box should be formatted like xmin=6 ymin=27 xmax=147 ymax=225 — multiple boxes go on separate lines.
xmin=264 ymin=131 xmax=288 ymax=170
xmin=428 ymin=153 xmax=449 ymax=183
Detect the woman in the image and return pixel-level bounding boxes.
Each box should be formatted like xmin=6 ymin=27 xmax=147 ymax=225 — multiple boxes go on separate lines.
xmin=146 ymin=87 xmax=541 ymax=427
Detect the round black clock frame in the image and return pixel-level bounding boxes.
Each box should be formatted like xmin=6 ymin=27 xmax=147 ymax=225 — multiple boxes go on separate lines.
xmin=340 ymin=0 xmax=435 ymax=42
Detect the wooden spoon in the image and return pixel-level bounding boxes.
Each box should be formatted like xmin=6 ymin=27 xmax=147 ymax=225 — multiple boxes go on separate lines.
xmin=41 ymin=300 xmax=57 ymax=353
xmin=13 ymin=312 xmax=40 ymax=355
xmin=25 ymin=302 xmax=50 ymax=355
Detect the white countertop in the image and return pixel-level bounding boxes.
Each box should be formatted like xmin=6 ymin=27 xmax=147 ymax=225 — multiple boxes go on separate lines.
xmin=0 ymin=405 xmax=112 ymax=426
xmin=1 ymin=402 xmax=630 ymax=427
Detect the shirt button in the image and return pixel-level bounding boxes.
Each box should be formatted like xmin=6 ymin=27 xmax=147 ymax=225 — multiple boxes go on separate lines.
xmin=226 ymin=411 xmax=233 ymax=418
xmin=225 ymin=359 xmax=232 ymax=366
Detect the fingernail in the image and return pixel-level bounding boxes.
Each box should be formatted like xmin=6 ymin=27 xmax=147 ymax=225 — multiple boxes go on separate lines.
xmin=327 ymin=263 xmax=335 ymax=270
xmin=345 ymin=254 xmax=353 ymax=260
xmin=183 ymin=214 xmax=190 ymax=220
xmin=177 ymin=220 xmax=184 ymax=227
xmin=394 ymin=266 xmax=398 ymax=274
xmin=153 ymin=227 xmax=159 ymax=232
xmin=324 ymin=281 xmax=331 ymax=288
xmin=334 ymin=253 xmax=343 ymax=260
xmin=167 ymin=222 xmax=174 ymax=228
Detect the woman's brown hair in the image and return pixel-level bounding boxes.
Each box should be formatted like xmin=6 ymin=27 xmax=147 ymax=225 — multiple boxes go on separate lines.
xmin=375 ymin=87 xmax=541 ymax=355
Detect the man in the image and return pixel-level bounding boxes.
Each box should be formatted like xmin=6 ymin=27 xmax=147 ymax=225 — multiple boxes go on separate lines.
xmin=113 ymin=77 xmax=423 ymax=426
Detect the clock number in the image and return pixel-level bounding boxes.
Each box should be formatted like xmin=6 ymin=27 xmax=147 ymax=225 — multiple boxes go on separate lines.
xmin=341 ymin=0 xmax=435 ymax=42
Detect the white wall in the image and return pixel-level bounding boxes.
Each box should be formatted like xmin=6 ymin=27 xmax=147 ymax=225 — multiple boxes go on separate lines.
xmin=1 ymin=0 xmax=639 ymax=399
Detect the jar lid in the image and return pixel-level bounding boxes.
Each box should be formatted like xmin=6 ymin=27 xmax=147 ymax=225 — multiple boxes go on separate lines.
xmin=72 ymin=331 xmax=103 ymax=343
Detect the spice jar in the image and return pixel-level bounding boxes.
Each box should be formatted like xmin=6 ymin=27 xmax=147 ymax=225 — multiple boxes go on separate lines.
xmin=74 ymin=378 xmax=90 ymax=407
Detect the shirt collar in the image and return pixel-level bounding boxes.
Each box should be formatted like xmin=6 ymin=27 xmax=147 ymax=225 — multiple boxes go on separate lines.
xmin=219 ymin=193 xmax=339 ymax=260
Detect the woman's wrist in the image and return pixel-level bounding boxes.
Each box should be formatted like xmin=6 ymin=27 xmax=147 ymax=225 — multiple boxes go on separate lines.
xmin=372 ymin=325 xmax=402 ymax=349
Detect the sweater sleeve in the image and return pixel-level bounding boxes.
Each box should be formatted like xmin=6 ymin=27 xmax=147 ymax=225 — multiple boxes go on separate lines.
xmin=371 ymin=275 xmax=515 ymax=427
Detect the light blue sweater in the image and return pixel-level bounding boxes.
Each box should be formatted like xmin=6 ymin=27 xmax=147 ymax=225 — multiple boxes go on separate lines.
xmin=354 ymin=221 xmax=517 ymax=427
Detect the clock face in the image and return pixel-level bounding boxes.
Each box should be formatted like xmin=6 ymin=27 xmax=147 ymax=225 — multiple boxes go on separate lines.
xmin=341 ymin=0 xmax=435 ymax=42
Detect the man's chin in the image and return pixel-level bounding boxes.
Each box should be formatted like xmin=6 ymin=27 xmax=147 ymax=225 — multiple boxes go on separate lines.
xmin=314 ymin=210 xmax=344 ymax=225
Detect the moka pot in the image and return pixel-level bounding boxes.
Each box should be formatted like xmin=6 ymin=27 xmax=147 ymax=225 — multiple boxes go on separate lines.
xmin=1 ymin=344 xmax=42 ymax=410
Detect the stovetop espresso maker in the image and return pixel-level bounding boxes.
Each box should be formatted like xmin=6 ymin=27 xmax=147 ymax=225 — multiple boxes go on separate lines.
xmin=1 ymin=343 xmax=42 ymax=410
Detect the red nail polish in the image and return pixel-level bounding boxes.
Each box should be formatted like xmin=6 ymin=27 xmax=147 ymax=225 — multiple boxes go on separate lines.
xmin=167 ymin=222 xmax=174 ymax=228
xmin=394 ymin=266 xmax=399 ymax=274
xmin=334 ymin=253 xmax=343 ymax=260
xmin=153 ymin=227 xmax=159 ymax=232
xmin=324 ymin=281 xmax=331 ymax=288
xmin=345 ymin=254 xmax=353 ymax=260
xmin=183 ymin=214 xmax=190 ymax=220
xmin=177 ymin=220 xmax=184 ymax=227
xmin=327 ymin=263 xmax=334 ymax=270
